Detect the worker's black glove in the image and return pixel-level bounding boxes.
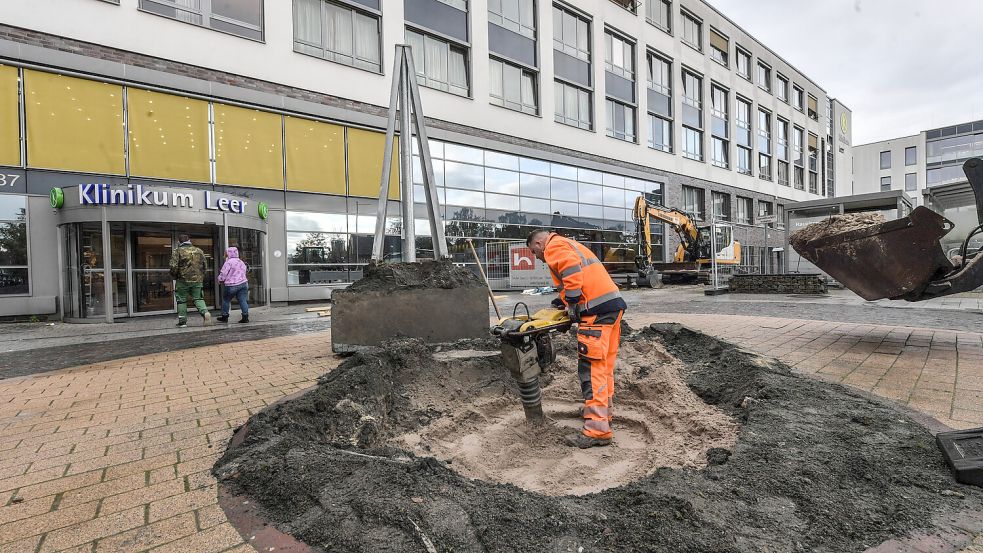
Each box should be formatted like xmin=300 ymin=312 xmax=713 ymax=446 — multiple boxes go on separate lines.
xmin=551 ymin=297 xmax=565 ymax=309
xmin=566 ymin=303 xmax=582 ymax=323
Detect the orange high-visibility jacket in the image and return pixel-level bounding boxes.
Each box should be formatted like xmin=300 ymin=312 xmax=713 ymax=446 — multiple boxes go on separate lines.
xmin=543 ymin=233 xmax=623 ymax=314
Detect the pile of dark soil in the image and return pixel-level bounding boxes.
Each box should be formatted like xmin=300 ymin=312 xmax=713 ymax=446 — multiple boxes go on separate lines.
xmin=214 ymin=325 xmax=983 ymax=553
xmin=790 ymin=211 xmax=887 ymax=251
xmin=347 ymin=260 xmax=483 ymax=292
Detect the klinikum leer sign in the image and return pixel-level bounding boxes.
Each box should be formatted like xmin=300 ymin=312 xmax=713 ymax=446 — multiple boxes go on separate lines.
xmin=50 ymin=184 xmax=268 ymax=219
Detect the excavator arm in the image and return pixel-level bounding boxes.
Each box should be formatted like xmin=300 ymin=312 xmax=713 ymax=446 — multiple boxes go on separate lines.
xmin=632 ymin=196 xmax=701 ymax=265
xmin=792 ymin=157 xmax=983 ymax=302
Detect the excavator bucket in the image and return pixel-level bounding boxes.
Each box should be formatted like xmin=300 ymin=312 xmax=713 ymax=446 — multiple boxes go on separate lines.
xmin=792 ymin=206 xmax=955 ymax=301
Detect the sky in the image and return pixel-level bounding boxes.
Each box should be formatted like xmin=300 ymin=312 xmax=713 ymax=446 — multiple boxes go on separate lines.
xmin=705 ymin=0 xmax=983 ymax=145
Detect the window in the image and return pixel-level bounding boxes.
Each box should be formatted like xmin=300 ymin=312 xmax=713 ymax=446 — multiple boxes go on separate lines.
xmin=757 ymin=108 xmax=771 ymax=180
xmin=777 ymin=161 xmax=789 ymax=186
xmin=604 ymin=30 xmax=634 ymax=80
xmin=709 ymin=28 xmax=728 ymax=66
xmin=555 ymin=81 xmax=592 ymax=130
xmin=646 ymin=0 xmax=671 ymax=33
xmin=490 ymin=58 xmax=538 ymax=115
xmin=606 ymin=99 xmax=636 ymax=142
xmin=406 ymin=28 xmax=470 ymax=96
xmin=214 ymin=104 xmax=284 ymax=189
xmin=881 ymin=176 xmax=892 ymax=191
xmin=0 ymin=195 xmax=28 ymax=295
xmin=608 ymin=0 xmax=636 ymax=13
xmin=905 ymin=172 xmax=917 ymax=191
xmin=128 ymin=89 xmax=210 ymax=182
xmin=294 ymin=0 xmax=381 ymax=71
xmin=758 ymin=200 xmax=773 ymax=221
xmin=682 ymin=185 xmax=705 ymax=220
xmin=756 ymin=61 xmax=771 ymax=93
xmin=776 ymin=204 xmax=785 ymax=228
xmin=682 ymin=70 xmax=703 ymax=161
xmin=489 ymin=0 xmax=536 ymax=38
xmin=647 ymin=51 xmax=672 ymax=153
xmin=710 ymin=85 xmax=728 ymax=168
xmin=436 ymin=0 xmax=467 ymax=9
xmin=604 ymin=30 xmax=636 ymax=143
xmin=24 ymin=71 xmax=125 ymax=175
xmin=681 ymin=10 xmax=702 ymax=51
xmin=711 ymin=191 xmax=730 ymax=221
xmin=776 ymin=74 xmax=788 ymax=102
xmin=735 ymin=196 xmax=752 ymax=224
xmin=807 ymin=94 xmax=818 ymax=120
xmin=792 ymin=85 xmax=803 ymax=111
xmin=735 ymin=96 xmax=751 ymax=175
xmin=905 ymin=146 xmax=916 ymax=166
xmin=735 ymin=47 xmax=751 ymax=80
xmin=553 ymin=5 xmax=592 ymax=130
xmin=139 ymin=0 xmax=264 ymax=40
xmin=553 ymin=4 xmax=590 ymax=62
xmin=880 ymin=150 xmax=891 ymax=169
xmin=793 ymin=125 xmax=804 ymax=166
xmin=776 ymin=118 xmax=788 ymax=160
xmin=793 ymin=165 xmax=804 ymax=190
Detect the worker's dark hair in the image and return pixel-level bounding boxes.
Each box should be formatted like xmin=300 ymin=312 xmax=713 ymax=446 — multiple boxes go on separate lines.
xmin=526 ymin=229 xmax=549 ymax=247
xmin=178 ymin=233 xmax=190 ymax=243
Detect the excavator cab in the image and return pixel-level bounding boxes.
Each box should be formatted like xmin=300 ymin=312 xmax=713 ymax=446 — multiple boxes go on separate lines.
xmin=791 ymin=158 xmax=983 ymax=302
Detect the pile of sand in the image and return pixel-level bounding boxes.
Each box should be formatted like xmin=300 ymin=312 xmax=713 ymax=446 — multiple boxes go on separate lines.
xmin=790 ymin=211 xmax=886 ymax=252
xmin=347 ymin=260 xmax=483 ymax=292
xmin=402 ymin=333 xmax=738 ymax=495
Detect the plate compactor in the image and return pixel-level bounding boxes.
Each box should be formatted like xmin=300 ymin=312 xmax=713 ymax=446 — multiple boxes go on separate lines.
xmin=490 ymin=303 xmax=573 ymax=422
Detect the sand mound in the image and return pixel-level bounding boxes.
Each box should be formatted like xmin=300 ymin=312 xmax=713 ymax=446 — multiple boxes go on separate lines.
xmin=790 ymin=211 xmax=886 ymax=251
xmin=214 ymin=325 xmax=983 ymax=553
xmin=402 ymin=334 xmax=738 ymax=495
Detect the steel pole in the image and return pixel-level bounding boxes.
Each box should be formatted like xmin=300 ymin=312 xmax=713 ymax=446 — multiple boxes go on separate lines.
xmin=399 ymin=55 xmax=416 ymax=262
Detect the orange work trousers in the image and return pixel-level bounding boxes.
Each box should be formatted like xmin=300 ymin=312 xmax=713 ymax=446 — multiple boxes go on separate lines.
xmin=576 ymin=310 xmax=623 ymax=439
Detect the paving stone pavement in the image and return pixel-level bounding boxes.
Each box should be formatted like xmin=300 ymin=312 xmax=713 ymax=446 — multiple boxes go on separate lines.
xmin=0 ymin=332 xmax=336 ymax=553
xmin=1 ymin=310 xmax=982 ymax=552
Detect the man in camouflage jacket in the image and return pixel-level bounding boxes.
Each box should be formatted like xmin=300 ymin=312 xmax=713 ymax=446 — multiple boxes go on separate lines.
xmin=169 ymin=233 xmax=211 ymax=327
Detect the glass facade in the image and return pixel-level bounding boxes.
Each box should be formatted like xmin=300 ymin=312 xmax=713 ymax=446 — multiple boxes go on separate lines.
xmin=0 ymin=195 xmax=28 ymax=295
xmin=927 ymin=121 xmax=983 ymax=186
xmin=286 ymin=138 xmax=666 ymax=284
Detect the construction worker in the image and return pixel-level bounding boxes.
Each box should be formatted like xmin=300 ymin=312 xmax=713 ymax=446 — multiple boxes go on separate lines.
xmin=526 ymin=229 xmax=627 ymax=449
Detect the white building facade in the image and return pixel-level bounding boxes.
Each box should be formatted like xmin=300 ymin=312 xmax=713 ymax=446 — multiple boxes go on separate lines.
xmin=0 ymin=0 xmax=846 ymax=319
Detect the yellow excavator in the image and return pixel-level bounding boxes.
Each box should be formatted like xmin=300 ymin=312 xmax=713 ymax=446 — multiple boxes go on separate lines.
xmin=633 ymin=195 xmax=741 ymax=286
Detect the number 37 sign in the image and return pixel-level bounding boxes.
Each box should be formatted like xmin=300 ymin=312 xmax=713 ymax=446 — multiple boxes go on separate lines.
xmin=508 ymin=244 xmax=550 ymax=287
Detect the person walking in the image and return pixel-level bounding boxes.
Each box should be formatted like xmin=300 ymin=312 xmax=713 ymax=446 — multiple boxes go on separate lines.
xmin=526 ymin=229 xmax=627 ymax=449
xmin=169 ymin=233 xmax=211 ymax=328
xmin=217 ymin=246 xmax=250 ymax=323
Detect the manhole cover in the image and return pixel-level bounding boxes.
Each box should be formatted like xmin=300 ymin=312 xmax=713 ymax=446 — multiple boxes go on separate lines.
xmin=937 ymin=427 xmax=983 ymax=486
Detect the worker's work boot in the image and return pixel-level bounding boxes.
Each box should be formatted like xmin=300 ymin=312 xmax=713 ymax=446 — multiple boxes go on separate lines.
xmin=565 ymin=433 xmax=611 ymax=449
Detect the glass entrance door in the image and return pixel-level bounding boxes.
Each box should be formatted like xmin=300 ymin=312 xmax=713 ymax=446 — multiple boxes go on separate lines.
xmin=131 ymin=228 xmax=175 ymax=314
xmin=129 ymin=224 xmax=220 ymax=315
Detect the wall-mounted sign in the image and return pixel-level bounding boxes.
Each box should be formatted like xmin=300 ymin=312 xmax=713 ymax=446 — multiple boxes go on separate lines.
xmin=258 ymin=202 xmax=269 ymax=220
xmin=69 ymin=184 xmax=248 ymax=214
xmin=508 ymin=244 xmax=551 ymax=287
xmin=49 ymin=187 xmax=64 ymax=209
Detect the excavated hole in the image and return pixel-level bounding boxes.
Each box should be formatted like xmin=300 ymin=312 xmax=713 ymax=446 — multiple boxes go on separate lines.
xmin=402 ymin=334 xmax=739 ymax=495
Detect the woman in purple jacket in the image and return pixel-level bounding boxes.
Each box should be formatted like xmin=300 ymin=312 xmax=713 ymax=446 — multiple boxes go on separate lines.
xmin=217 ymin=247 xmax=249 ymax=323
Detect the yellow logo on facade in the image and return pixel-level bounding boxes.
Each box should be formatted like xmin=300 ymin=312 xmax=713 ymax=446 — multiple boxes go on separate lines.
xmin=840 ymin=113 xmax=849 ymax=134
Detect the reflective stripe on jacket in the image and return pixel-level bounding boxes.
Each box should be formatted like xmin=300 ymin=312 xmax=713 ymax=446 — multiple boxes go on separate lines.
xmin=543 ymin=233 xmax=626 ymax=315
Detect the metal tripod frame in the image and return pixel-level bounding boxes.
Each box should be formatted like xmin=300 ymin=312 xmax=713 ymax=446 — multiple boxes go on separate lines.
xmin=371 ymin=45 xmax=448 ymax=262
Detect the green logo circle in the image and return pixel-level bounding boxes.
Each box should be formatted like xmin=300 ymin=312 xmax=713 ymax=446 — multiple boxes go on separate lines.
xmin=49 ymin=187 xmax=64 ymax=209
xmin=257 ymin=202 xmax=269 ymax=220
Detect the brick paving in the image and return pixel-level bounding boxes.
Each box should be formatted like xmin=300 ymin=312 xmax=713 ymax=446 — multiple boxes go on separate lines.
xmin=0 ymin=332 xmax=334 ymax=553
xmin=1 ymin=312 xmax=982 ymax=552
